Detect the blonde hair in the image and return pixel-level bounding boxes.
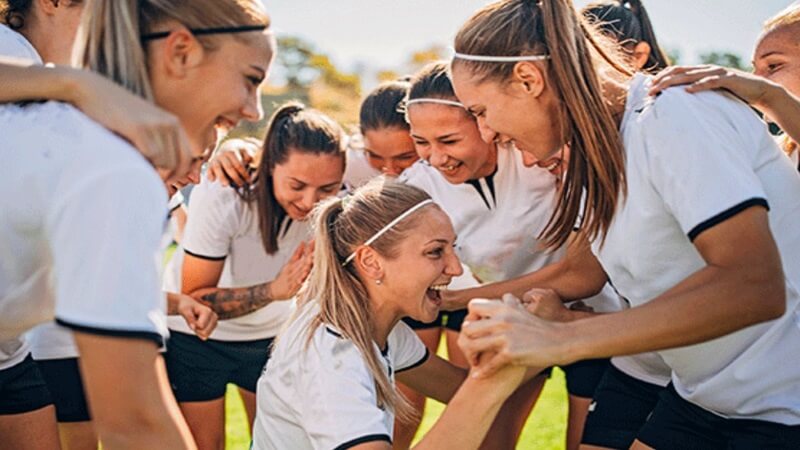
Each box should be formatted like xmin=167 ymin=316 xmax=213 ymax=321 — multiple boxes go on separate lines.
xmin=299 ymin=179 xmax=434 ymax=423
xmin=73 ymin=0 xmax=270 ymax=100
xmin=761 ymin=4 xmax=800 ymax=157
xmin=453 ymin=0 xmax=630 ymax=249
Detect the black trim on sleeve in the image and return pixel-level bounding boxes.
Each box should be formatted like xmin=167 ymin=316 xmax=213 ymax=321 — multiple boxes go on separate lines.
xmin=396 ymin=348 xmax=430 ymax=373
xmin=183 ymin=248 xmax=227 ymax=261
xmin=687 ymin=198 xmax=769 ymax=242
xmin=334 ymin=434 xmax=392 ymax=450
xmin=55 ymin=318 xmax=164 ymax=346
xmin=325 ymin=326 xmax=343 ymax=338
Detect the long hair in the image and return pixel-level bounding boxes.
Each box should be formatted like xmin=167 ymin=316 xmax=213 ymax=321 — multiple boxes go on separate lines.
xmin=453 ymin=0 xmax=630 ymax=249
xmin=360 ymin=78 xmax=411 ymax=133
xmin=300 ymin=179 xmax=433 ymax=423
xmin=244 ymin=102 xmax=346 ymax=254
xmin=73 ymin=0 xmax=270 ymax=101
xmin=582 ymin=0 xmax=670 ymax=73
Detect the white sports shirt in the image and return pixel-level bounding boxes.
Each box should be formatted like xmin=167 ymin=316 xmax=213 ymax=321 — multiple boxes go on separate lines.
xmin=252 ymin=302 xmax=428 ymax=450
xmin=0 ymin=25 xmax=167 ymax=370
xmin=165 ymin=178 xmax=308 ymax=341
xmin=595 ymin=73 xmax=800 ymax=424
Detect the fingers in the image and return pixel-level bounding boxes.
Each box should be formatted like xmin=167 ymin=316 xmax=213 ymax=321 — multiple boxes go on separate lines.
xmin=649 ymin=65 xmax=725 ymax=95
xmin=219 ymin=152 xmax=249 ymax=186
xmin=193 ymin=305 xmax=218 ymax=340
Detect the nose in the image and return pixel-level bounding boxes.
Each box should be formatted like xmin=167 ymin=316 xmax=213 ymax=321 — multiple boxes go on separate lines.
xmin=241 ymin=91 xmax=263 ymax=122
xmin=521 ymin=150 xmax=538 ymax=168
xmin=445 ymin=253 xmax=464 ymax=277
xmin=383 ymin=161 xmax=403 ymax=176
xmin=476 ymin=117 xmax=498 ymax=144
xmin=299 ymin=190 xmax=318 ymax=212
xmin=427 ymin=146 xmax=449 ymax=168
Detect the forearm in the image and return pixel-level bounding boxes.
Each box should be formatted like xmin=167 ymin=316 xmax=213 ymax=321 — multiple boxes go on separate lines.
xmin=755 ymin=83 xmax=800 ymax=147
xmin=564 ymin=264 xmax=785 ymax=362
xmin=412 ymin=376 xmax=514 ymax=450
xmin=0 ymin=62 xmax=84 ymax=104
xmin=192 ymin=282 xmax=274 ymax=320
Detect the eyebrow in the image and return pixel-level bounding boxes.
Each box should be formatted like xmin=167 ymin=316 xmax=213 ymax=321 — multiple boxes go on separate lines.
xmin=426 ymin=236 xmax=457 ymax=245
xmin=411 ymin=133 xmax=460 ymax=141
xmin=250 ymin=65 xmax=267 ymax=78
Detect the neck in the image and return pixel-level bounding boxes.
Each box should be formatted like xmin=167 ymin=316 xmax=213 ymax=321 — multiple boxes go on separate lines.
xmin=472 ymin=142 xmax=499 ymax=180
xmin=365 ymin=288 xmax=401 ymax=349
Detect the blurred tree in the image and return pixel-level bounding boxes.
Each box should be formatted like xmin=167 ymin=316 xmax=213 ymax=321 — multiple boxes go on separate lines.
xmin=666 ymin=48 xmax=681 ymax=66
xmin=699 ymin=51 xmax=749 ymax=71
xmin=408 ymin=44 xmax=447 ymax=71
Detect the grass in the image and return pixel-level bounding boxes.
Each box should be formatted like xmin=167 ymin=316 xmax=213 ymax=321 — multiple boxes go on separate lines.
xmin=222 ymin=341 xmax=569 ymax=450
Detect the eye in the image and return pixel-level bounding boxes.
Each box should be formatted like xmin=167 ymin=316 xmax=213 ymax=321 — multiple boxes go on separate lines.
xmin=413 ymin=140 xmax=429 ymax=147
xmin=767 ymin=63 xmax=783 ymax=74
xmin=427 ymin=247 xmax=445 ymax=258
xmin=441 ymin=140 xmax=459 ymax=146
xmin=321 ymin=185 xmax=339 ymax=194
xmin=396 ymin=154 xmax=417 ymax=161
xmin=290 ymin=183 xmax=304 ymax=191
xmin=247 ymin=76 xmax=262 ymax=87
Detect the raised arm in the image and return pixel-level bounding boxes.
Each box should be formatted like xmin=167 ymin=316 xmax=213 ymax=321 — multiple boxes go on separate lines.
xmin=0 ymin=60 xmax=192 ymax=177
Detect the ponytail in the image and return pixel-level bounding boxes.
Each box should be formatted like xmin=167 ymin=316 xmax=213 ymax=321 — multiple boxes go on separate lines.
xmin=0 ymin=0 xmax=31 ymax=29
xmin=300 ymin=180 xmax=432 ymax=423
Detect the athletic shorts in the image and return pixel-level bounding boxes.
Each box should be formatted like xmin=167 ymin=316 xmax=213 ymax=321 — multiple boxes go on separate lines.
xmin=0 ymin=355 xmax=53 ymax=415
xmin=637 ymin=384 xmax=800 ymax=450
xmin=165 ymin=331 xmax=274 ymax=402
xmin=36 ymin=357 xmax=91 ymax=422
xmin=402 ymin=309 xmax=467 ymax=331
xmin=581 ymin=364 xmax=664 ymax=449
xmin=562 ymin=358 xmax=610 ymax=398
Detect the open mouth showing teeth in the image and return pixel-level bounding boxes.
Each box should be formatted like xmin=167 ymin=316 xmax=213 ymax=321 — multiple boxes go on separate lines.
xmin=425 ymin=283 xmax=448 ymax=305
xmin=545 ymin=161 xmax=559 ymax=171
xmin=441 ymin=162 xmax=461 ymax=173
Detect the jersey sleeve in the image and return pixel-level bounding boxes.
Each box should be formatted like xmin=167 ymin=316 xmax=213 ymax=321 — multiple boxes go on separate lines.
xmin=391 ymin=321 xmax=429 ymax=373
xmin=181 ymin=179 xmax=241 ymax=260
xmin=300 ymin=340 xmax=393 ymax=449
xmin=640 ymin=89 xmax=769 ymax=241
xmin=47 ymin=166 xmax=168 ymax=345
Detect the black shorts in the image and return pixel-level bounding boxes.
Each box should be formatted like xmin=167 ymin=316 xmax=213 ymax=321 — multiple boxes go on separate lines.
xmin=36 ymin=357 xmax=91 ymax=422
xmin=165 ymin=331 xmax=274 ymax=402
xmin=637 ymin=384 xmax=800 ymax=450
xmin=402 ymin=309 xmax=467 ymax=331
xmin=581 ymin=364 xmax=664 ymax=449
xmin=0 ymin=355 xmax=53 ymax=415
xmin=562 ymin=358 xmax=610 ymax=398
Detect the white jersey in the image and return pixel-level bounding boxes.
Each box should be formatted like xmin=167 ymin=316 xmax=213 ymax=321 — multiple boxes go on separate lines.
xmin=343 ymin=148 xmax=380 ymax=189
xmin=165 ymin=179 xmax=308 ymax=341
xmin=595 ymin=73 xmax=800 ymax=424
xmin=0 ymin=101 xmax=168 ymax=370
xmin=252 ymin=302 xmax=428 ymax=450
xmin=400 ymin=147 xmax=622 ymax=313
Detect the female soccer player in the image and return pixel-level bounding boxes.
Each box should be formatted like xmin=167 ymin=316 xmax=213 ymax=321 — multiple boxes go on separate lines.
xmin=450 ymin=1 xmax=800 ymax=448
xmin=166 ymin=102 xmax=346 ymax=450
xmin=0 ymin=0 xmax=274 ymax=448
xmin=252 ymin=180 xmax=535 ymax=450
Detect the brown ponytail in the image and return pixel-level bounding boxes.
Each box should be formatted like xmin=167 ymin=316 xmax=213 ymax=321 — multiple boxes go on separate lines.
xmin=453 ymin=0 xmax=627 ymax=248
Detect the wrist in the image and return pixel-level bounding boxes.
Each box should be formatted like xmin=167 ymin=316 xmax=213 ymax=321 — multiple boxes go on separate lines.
xmin=556 ymin=320 xmax=591 ymax=364
xmin=50 ymin=66 xmax=87 ymax=105
xmin=753 ymin=80 xmax=786 ymax=113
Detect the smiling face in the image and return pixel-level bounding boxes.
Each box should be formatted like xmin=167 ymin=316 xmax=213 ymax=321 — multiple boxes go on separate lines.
xmin=362 ymin=127 xmax=419 ymax=176
xmin=753 ymin=25 xmax=800 ymax=99
xmin=151 ymin=29 xmax=274 ymax=156
xmin=407 ymin=103 xmax=497 ymax=184
xmin=450 ymin=63 xmax=564 ymax=164
xmin=376 ymin=207 xmax=462 ymax=323
xmin=272 ymin=150 xmax=345 ymax=220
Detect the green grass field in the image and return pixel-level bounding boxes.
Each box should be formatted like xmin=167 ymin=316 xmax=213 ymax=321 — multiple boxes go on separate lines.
xmin=223 ymin=369 xmax=569 ymax=449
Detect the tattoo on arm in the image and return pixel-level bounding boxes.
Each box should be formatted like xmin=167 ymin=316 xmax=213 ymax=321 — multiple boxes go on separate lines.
xmin=200 ymin=283 xmax=273 ymax=320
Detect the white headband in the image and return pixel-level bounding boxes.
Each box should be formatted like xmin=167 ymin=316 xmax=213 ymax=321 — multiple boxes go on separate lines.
xmin=397 ymin=98 xmax=465 ymax=115
xmin=342 ymin=199 xmax=434 ymax=266
xmin=452 ymin=52 xmax=550 ymax=63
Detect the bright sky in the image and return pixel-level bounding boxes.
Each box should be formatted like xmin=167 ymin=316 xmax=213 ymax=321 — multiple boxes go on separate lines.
xmin=263 ymin=0 xmax=795 ymax=81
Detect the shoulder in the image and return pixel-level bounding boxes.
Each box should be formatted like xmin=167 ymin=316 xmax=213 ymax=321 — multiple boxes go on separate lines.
xmin=398 ymin=160 xmax=440 ymax=190
xmin=0 ymin=24 xmax=41 ymax=62
xmin=188 ymin=177 xmax=247 ymax=215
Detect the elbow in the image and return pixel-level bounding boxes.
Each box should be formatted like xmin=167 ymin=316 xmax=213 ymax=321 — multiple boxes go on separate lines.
xmin=748 ymin=267 xmax=786 ymax=323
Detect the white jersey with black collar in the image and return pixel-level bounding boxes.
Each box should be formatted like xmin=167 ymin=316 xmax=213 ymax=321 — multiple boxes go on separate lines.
xmin=164 ymin=178 xmax=309 ymax=341
xmin=252 ymin=301 xmax=428 ymax=450
xmin=596 ymin=73 xmax=800 ymax=423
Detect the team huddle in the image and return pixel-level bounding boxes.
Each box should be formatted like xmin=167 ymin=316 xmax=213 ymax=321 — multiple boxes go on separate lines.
xmin=1 ymin=0 xmax=800 ymax=449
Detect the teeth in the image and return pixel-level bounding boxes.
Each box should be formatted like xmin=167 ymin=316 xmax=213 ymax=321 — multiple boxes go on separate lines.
xmin=429 ymin=284 xmax=449 ymax=291
xmin=546 ymin=161 xmax=559 ymax=171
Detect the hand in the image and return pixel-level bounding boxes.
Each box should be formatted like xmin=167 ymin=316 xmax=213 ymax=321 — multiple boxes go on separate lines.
xmin=206 ymin=139 xmax=257 ymax=187
xmin=69 ymin=69 xmax=194 ymax=180
xmin=649 ymin=65 xmax=776 ymax=108
xmin=269 ymin=240 xmax=314 ymax=300
xmin=459 ymin=294 xmax=572 ymax=378
xmin=520 ymin=288 xmax=573 ymax=322
xmin=173 ymin=293 xmax=218 ymax=340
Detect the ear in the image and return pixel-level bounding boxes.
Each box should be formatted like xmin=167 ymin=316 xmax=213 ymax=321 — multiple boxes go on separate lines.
xmin=159 ymin=27 xmax=206 ymax=79
xmin=36 ymin=0 xmax=59 ymax=16
xmin=633 ymin=41 xmax=651 ymax=71
xmin=511 ymin=61 xmax=546 ymax=98
xmin=354 ymin=247 xmax=385 ymax=282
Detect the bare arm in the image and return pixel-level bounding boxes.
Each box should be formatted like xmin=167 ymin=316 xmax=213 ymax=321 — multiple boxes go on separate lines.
xmin=460 ymin=206 xmax=785 ymax=374
xmin=0 ymin=60 xmax=192 ymax=177
xmin=396 ymin=355 xmax=466 ymax=403
xmin=443 ymin=233 xmax=608 ymax=309
xmin=74 ymin=333 xmax=196 ymax=450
